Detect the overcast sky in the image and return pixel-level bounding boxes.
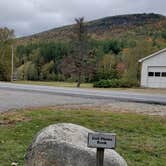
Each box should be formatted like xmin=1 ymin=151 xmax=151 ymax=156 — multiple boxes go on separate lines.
xmin=0 ymin=0 xmax=166 ymax=37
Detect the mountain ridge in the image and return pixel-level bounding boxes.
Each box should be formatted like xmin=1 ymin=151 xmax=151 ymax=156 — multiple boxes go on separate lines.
xmin=17 ymin=13 xmax=166 ymax=44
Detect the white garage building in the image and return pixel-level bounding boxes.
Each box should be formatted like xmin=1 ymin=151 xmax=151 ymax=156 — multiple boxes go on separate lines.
xmin=139 ymin=48 xmax=166 ymax=88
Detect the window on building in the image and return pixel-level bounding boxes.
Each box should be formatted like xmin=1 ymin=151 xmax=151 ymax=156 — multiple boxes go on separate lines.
xmin=155 ymin=72 xmax=161 ymax=77
xmin=148 ymin=72 xmax=154 ymax=77
xmin=162 ymin=72 xmax=166 ymax=77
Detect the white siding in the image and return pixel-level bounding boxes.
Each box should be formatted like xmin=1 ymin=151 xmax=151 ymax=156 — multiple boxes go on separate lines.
xmin=140 ymin=51 xmax=166 ymax=88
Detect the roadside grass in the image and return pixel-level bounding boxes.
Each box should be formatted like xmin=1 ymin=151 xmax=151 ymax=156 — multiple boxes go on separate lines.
xmin=13 ymin=80 xmax=166 ymax=94
xmin=14 ymin=80 xmax=93 ymax=88
xmin=0 ymin=108 xmax=166 ymax=166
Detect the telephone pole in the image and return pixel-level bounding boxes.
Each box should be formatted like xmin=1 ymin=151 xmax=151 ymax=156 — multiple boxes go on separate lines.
xmin=11 ymin=45 xmax=14 ymax=82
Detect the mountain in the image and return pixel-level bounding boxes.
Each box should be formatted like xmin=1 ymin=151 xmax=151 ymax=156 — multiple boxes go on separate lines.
xmin=17 ymin=13 xmax=166 ymax=44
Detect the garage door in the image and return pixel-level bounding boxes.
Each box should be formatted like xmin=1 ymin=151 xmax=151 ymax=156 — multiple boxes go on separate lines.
xmin=147 ymin=66 xmax=166 ymax=88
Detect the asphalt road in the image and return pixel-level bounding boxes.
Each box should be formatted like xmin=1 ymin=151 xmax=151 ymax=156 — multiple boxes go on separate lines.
xmin=0 ymin=82 xmax=166 ymax=108
xmin=0 ymin=88 xmax=105 ymax=112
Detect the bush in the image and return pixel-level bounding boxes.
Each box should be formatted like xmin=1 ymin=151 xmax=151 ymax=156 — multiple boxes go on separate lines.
xmin=118 ymin=79 xmax=139 ymax=88
xmin=161 ymin=31 xmax=166 ymax=40
xmin=93 ymin=79 xmax=139 ymax=88
xmin=0 ymin=64 xmax=9 ymax=81
xmin=93 ymin=79 xmax=119 ymax=88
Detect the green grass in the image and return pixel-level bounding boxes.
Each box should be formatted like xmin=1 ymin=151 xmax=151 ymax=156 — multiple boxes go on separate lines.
xmin=14 ymin=80 xmax=93 ymax=88
xmin=0 ymin=109 xmax=166 ymax=166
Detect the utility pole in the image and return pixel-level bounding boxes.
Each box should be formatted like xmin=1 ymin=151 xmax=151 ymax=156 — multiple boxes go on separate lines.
xmin=11 ymin=45 xmax=14 ymax=82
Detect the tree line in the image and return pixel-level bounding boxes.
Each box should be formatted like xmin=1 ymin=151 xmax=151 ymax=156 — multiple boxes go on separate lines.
xmin=1 ymin=18 xmax=166 ymax=87
xmin=16 ymin=21 xmax=124 ymax=87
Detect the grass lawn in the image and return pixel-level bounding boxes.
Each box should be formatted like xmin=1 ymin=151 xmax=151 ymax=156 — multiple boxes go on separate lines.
xmin=0 ymin=108 xmax=166 ymax=166
xmin=14 ymin=80 xmax=93 ymax=88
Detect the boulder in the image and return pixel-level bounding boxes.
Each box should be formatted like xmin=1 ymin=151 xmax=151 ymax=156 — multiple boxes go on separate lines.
xmin=25 ymin=123 xmax=127 ymax=166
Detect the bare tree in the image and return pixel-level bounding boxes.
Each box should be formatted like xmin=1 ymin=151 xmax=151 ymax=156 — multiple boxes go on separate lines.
xmin=61 ymin=18 xmax=97 ymax=87
xmin=71 ymin=17 xmax=88 ymax=87
xmin=73 ymin=17 xmax=87 ymax=87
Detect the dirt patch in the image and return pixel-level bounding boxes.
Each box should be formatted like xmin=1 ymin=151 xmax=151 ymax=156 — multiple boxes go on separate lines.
xmin=51 ymin=101 xmax=166 ymax=116
xmin=1 ymin=100 xmax=166 ymax=118
xmin=0 ymin=109 xmax=32 ymax=126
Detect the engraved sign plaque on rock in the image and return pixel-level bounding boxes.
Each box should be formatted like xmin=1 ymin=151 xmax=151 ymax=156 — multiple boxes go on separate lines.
xmin=88 ymin=132 xmax=116 ymax=149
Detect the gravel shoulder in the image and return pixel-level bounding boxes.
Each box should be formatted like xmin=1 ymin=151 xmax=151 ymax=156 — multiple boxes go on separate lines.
xmin=54 ymin=101 xmax=166 ymax=116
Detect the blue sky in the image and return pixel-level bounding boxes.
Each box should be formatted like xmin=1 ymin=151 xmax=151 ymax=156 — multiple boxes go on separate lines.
xmin=0 ymin=0 xmax=166 ymax=37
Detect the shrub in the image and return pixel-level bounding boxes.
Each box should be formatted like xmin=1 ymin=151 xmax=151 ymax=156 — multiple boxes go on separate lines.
xmin=93 ymin=79 xmax=119 ymax=88
xmin=93 ymin=79 xmax=139 ymax=88
xmin=161 ymin=31 xmax=166 ymax=40
xmin=118 ymin=79 xmax=139 ymax=88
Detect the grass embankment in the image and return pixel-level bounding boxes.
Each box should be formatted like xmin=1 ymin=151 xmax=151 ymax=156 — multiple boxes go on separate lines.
xmin=0 ymin=108 xmax=166 ymax=166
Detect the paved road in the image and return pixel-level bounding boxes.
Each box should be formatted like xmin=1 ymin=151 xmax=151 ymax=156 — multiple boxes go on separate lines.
xmin=0 ymin=88 xmax=105 ymax=112
xmin=0 ymin=82 xmax=166 ymax=106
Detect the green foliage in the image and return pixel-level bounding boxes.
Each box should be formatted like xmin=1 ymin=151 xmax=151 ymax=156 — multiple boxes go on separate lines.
xmin=0 ymin=62 xmax=8 ymax=81
xmin=101 ymin=40 xmax=123 ymax=54
xmin=0 ymin=44 xmax=13 ymax=81
xmin=26 ymin=63 xmax=38 ymax=80
xmin=16 ymin=42 xmax=69 ymax=64
xmin=161 ymin=31 xmax=166 ymax=40
xmin=0 ymin=27 xmax=15 ymax=81
xmin=96 ymin=54 xmax=119 ymax=81
xmin=17 ymin=65 xmax=24 ymax=80
xmin=17 ymin=62 xmax=38 ymax=80
xmin=93 ymin=79 xmax=119 ymax=88
xmin=118 ymin=78 xmax=139 ymax=88
xmin=15 ymin=36 xmax=165 ymax=84
xmin=40 ymin=42 xmax=69 ymax=62
xmin=93 ymin=79 xmax=139 ymax=88
xmin=41 ymin=60 xmax=55 ymax=80
xmin=16 ymin=41 xmax=71 ymax=81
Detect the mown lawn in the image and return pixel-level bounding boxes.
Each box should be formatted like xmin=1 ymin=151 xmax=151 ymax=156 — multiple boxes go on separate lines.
xmin=0 ymin=108 xmax=166 ymax=166
xmin=14 ymin=80 xmax=93 ymax=88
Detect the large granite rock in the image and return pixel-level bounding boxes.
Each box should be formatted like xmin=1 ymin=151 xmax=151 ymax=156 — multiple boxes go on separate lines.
xmin=25 ymin=123 xmax=127 ymax=166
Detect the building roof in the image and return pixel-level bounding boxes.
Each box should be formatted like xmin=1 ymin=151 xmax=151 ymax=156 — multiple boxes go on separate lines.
xmin=139 ymin=48 xmax=166 ymax=63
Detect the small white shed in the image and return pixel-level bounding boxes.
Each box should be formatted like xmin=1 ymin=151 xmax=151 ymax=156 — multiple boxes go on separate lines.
xmin=139 ymin=48 xmax=166 ymax=88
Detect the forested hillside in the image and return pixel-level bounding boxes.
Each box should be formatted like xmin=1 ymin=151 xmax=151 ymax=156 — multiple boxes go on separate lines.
xmin=15 ymin=13 xmax=166 ymax=87
xmin=18 ymin=13 xmax=166 ymax=43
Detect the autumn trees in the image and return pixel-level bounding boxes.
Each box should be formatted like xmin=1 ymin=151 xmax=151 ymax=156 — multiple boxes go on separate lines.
xmin=0 ymin=27 xmax=15 ymax=81
xmin=14 ymin=16 xmax=166 ymax=88
xmin=16 ymin=42 xmax=69 ymax=81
